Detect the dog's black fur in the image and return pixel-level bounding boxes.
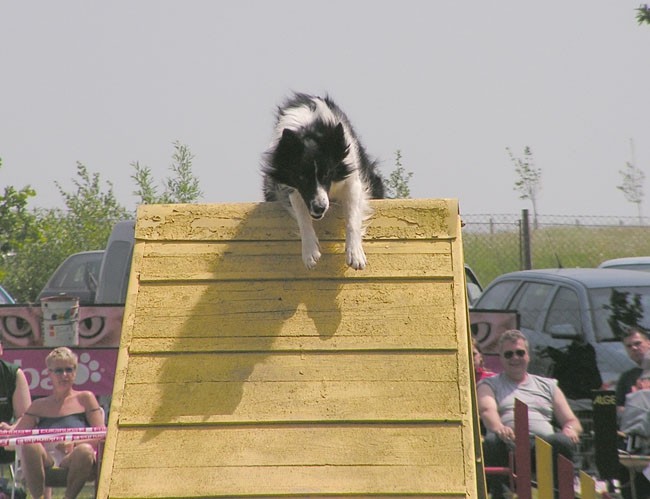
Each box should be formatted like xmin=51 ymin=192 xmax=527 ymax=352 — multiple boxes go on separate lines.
xmin=262 ymin=92 xmax=384 ymax=269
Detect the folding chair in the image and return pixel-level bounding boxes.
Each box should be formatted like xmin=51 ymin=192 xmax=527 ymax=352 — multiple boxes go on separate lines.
xmin=483 ymin=399 xmax=533 ymax=499
xmin=484 ymin=451 xmax=516 ymax=491
xmin=43 ymin=441 xmax=103 ymax=497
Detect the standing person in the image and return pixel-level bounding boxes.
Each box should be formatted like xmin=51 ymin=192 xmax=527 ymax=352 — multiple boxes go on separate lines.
xmin=616 ymin=327 xmax=650 ymax=416
xmin=15 ymin=347 xmax=104 ymax=499
xmin=477 ymin=329 xmax=582 ymax=499
xmin=0 ymin=338 xmax=32 ymax=462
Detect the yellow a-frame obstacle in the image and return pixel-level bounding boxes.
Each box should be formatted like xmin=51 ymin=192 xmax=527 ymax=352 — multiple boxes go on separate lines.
xmin=96 ymin=199 xmax=484 ymax=498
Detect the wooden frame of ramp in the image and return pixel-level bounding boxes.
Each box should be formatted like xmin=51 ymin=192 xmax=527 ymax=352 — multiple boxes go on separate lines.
xmin=97 ymin=199 xmax=484 ymax=498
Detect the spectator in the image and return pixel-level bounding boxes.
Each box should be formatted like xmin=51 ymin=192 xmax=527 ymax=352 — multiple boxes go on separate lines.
xmin=472 ymin=337 xmax=496 ymax=382
xmin=618 ymin=358 xmax=650 ymax=499
xmin=477 ymin=329 xmax=582 ymax=499
xmin=616 ymin=327 xmax=650 ymax=416
xmin=0 ymin=338 xmax=32 ymax=463
xmin=15 ymin=347 xmax=104 ymax=499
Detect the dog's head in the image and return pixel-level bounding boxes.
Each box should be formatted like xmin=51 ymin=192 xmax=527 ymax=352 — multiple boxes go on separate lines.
xmin=269 ymin=123 xmax=351 ymax=220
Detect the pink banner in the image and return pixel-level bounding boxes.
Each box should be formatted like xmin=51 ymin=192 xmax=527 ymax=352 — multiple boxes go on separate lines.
xmin=0 ymin=304 xmax=123 ymax=347
xmin=3 ymin=348 xmax=117 ymax=397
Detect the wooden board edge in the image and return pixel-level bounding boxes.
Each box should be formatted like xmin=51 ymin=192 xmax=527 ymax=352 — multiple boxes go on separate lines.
xmin=97 ymin=236 xmax=146 ymax=498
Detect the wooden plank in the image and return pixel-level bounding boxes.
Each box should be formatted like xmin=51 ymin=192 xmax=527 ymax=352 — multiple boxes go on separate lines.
xmin=119 ymin=352 xmax=462 ymax=425
xmin=535 ymin=437 xmax=553 ymax=499
xmin=127 ymin=280 xmax=458 ymax=353
xmin=134 ymin=199 xmax=459 ymax=242
xmin=138 ymin=239 xmax=454 ymax=281
xmin=108 ymin=425 xmax=468 ymax=498
xmin=99 ymin=230 xmax=146 ymax=499
xmin=108 ymin=467 xmax=468 ymax=498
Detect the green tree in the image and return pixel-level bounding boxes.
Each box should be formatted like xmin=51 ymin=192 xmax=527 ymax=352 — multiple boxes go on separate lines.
xmin=617 ymin=160 xmax=645 ymax=224
xmin=508 ymin=146 xmax=542 ymax=228
xmin=3 ymin=163 xmax=130 ymax=301
xmin=0 ymin=158 xmax=38 ymax=267
xmin=385 ymin=150 xmax=413 ymax=199
xmin=637 ymin=4 xmax=650 ymax=24
xmin=132 ymin=141 xmax=203 ymax=204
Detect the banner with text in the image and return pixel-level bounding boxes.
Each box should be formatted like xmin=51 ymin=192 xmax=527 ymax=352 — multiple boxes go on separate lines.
xmin=3 ymin=348 xmax=118 ymax=397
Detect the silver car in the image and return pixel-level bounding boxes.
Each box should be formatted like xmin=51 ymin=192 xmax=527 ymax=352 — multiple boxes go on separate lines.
xmin=473 ymin=268 xmax=650 ymax=392
xmin=598 ymin=256 xmax=650 ymax=272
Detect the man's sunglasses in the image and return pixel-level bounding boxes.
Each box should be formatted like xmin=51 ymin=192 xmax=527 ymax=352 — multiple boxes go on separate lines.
xmin=502 ymin=349 xmax=526 ymax=359
xmin=49 ymin=367 xmax=76 ymax=375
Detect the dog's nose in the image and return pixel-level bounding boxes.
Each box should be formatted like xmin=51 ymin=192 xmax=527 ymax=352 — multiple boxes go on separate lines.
xmin=310 ymin=203 xmax=327 ymax=219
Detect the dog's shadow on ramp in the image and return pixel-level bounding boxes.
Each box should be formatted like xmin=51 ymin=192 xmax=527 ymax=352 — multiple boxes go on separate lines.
xmin=137 ymin=202 xmax=350 ymax=440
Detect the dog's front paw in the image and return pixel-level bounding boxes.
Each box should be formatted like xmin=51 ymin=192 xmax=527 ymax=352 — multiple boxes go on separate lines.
xmin=346 ymin=244 xmax=367 ymax=270
xmin=302 ymin=242 xmax=321 ymax=269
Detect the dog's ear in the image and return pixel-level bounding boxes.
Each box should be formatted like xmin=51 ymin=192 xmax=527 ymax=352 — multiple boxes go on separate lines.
xmin=329 ymin=123 xmax=349 ymax=160
xmin=275 ymin=128 xmax=304 ymax=165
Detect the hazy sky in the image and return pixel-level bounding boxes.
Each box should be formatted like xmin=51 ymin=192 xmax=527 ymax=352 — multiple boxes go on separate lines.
xmin=1 ymin=1 xmax=648 ymax=217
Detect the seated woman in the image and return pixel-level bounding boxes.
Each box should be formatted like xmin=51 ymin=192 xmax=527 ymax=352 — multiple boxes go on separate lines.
xmin=15 ymin=346 xmax=104 ymax=499
xmin=472 ymin=337 xmax=496 ymax=382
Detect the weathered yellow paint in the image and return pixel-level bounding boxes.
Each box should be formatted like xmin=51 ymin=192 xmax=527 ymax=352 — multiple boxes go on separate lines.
xmin=536 ymin=436 xmax=554 ymax=499
xmin=579 ymin=470 xmax=597 ymax=499
xmin=97 ymin=199 xmax=482 ymax=498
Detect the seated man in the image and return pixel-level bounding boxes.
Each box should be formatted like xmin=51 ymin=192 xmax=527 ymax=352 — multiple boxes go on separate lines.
xmin=477 ymin=329 xmax=582 ymax=499
xmin=616 ymin=327 xmax=650 ymax=418
xmin=619 ymin=368 xmax=650 ymax=499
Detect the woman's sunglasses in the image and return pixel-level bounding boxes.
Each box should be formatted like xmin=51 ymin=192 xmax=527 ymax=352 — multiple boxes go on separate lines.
xmin=502 ymin=349 xmax=526 ymax=360
xmin=49 ymin=367 xmax=76 ymax=375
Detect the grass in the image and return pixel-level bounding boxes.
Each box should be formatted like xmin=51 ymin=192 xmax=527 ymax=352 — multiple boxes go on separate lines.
xmin=463 ymin=224 xmax=650 ymax=287
xmin=52 ymin=483 xmax=95 ymax=498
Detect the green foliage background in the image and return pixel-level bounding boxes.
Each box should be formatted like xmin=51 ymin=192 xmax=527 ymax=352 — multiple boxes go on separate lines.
xmin=0 ymin=143 xmax=203 ymax=302
xmin=463 ymin=222 xmax=650 ymax=289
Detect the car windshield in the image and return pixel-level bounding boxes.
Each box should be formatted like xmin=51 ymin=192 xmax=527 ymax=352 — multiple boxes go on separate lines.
xmin=591 ymin=286 xmax=650 ymax=341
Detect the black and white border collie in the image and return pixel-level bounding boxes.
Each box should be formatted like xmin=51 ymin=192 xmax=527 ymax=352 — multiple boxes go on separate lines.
xmin=262 ymin=92 xmax=385 ymax=270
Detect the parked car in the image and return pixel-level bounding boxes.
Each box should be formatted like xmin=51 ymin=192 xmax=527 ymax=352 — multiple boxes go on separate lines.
xmin=94 ymin=220 xmax=135 ymax=304
xmin=598 ymin=256 xmax=650 ymax=272
xmin=37 ymin=250 xmax=105 ymax=304
xmin=0 ymin=284 xmax=15 ymax=304
xmin=465 ymin=264 xmax=483 ymax=305
xmin=472 ymin=268 xmax=650 ymax=394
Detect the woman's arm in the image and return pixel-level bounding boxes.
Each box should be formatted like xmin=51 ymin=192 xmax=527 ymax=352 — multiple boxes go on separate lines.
xmin=80 ymin=391 xmax=105 ymax=427
xmin=13 ymin=402 xmax=41 ymax=430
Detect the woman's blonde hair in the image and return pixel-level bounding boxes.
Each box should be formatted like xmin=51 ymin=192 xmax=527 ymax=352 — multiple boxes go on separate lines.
xmin=46 ymin=346 xmax=78 ymax=368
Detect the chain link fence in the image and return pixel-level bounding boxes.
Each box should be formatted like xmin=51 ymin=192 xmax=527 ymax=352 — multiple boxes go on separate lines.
xmin=462 ymin=210 xmax=650 ymax=288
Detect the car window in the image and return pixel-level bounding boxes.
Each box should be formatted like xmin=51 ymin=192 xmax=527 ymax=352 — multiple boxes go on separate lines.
xmin=544 ymin=286 xmax=581 ymax=337
xmin=56 ymin=259 xmax=101 ymax=289
xmin=591 ymin=286 xmax=650 ymax=341
xmin=475 ymin=280 xmax=519 ymax=309
xmin=509 ymin=282 xmax=553 ymax=329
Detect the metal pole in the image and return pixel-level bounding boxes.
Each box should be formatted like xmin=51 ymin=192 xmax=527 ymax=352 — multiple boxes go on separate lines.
xmin=521 ymin=209 xmax=532 ymax=270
